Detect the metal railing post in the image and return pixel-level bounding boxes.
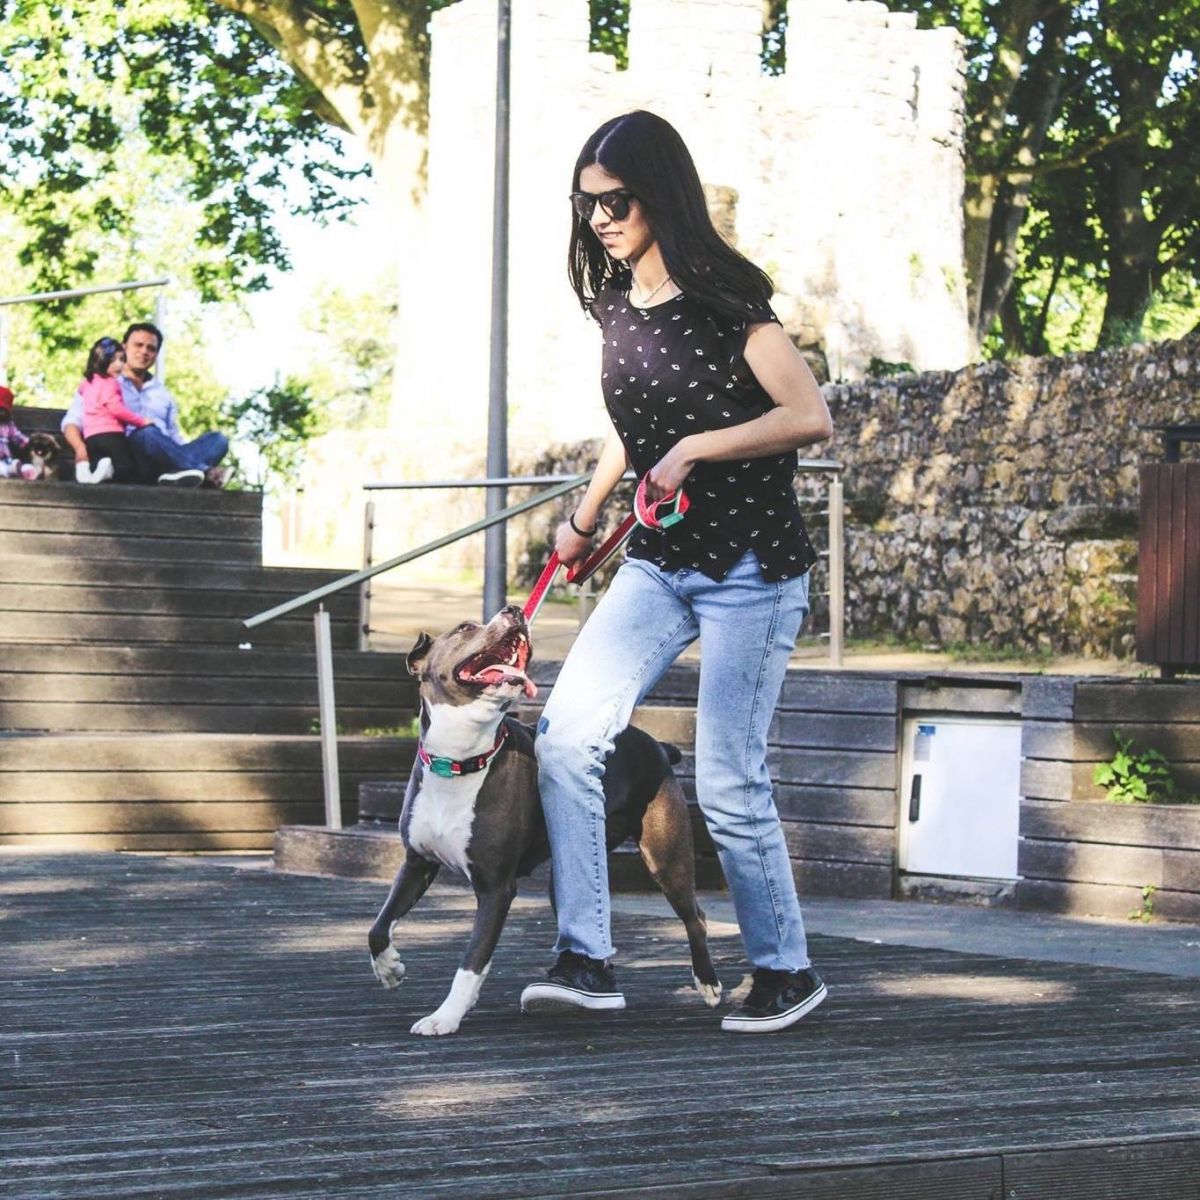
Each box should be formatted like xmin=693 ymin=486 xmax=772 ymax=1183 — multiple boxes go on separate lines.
xmin=314 ymin=605 xmax=342 ymax=830
xmin=359 ymin=499 xmax=375 ymax=652
xmin=828 ymin=475 xmax=845 ymax=668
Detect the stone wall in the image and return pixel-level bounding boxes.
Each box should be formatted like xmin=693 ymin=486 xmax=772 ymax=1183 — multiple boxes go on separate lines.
xmin=822 ymin=332 xmax=1200 ymax=656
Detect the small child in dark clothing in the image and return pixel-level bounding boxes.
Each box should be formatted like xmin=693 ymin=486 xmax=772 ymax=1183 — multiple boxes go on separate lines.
xmin=78 ymin=338 xmax=150 ymax=484
xmin=0 ymin=386 xmax=38 ymax=481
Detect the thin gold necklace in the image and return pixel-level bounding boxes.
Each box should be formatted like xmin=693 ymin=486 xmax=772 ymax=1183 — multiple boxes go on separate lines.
xmin=631 ymin=273 xmax=672 ymax=307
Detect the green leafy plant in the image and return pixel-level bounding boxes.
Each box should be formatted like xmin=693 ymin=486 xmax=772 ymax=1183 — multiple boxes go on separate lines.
xmin=1093 ymin=732 xmax=1177 ymax=804
xmin=1129 ymin=884 xmax=1157 ymax=924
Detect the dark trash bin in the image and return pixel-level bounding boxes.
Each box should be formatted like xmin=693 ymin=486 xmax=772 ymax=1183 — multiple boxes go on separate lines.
xmin=1137 ymin=423 xmax=1200 ymax=676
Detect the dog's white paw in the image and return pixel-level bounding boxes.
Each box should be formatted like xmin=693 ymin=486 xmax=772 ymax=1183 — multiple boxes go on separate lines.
xmin=371 ymin=945 xmax=406 ymax=990
xmin=694 ymin=975 xmax=724 ymax=1009
xmin=410 ymin=1009 xmax=461 ymax=1037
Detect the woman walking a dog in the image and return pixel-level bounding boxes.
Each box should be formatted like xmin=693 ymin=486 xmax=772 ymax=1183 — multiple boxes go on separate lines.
xmin=521 ymin=111 xmax=834 ymax=1032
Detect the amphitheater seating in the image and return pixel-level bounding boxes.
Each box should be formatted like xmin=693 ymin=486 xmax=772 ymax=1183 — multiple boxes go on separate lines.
xmin=0 ymin=407 xmax=418 ymax=851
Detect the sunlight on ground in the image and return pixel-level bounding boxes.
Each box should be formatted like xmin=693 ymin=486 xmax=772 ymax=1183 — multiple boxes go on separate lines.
xmin=377 ymin=1078 xmax=534 ymax=1118
xmin=871 ymin=974 xmax=1078 ymax=1004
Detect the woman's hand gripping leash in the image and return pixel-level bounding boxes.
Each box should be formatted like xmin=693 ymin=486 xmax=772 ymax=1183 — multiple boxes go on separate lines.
xmin=522 ymin=472 xmax=691 ymax=623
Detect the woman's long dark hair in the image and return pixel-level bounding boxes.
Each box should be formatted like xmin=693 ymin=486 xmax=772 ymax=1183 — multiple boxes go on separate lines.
xmin=84 ymin=337 xmax=122 ymax=381
xmin=568 ymin=110 xmax=773 ymax=322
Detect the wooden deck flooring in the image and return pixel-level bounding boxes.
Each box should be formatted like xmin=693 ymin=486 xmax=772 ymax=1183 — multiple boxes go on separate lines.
xmin=3 ymin=853 xmax=1199 ymax=1199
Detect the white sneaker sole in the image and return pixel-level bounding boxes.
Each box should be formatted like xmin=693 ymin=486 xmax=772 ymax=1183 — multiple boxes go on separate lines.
xmin=520 ymin=982 xmax=626 ymax=1014
xmin=158 ymin=470 xmax=204 ymax=487
xmin=720 ymin=982 xmax=827 ymax=1033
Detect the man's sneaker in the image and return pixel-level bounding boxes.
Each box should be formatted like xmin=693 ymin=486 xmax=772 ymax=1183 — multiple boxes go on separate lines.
xmin=157 ymin=468 xmax=204 ymax=488
xmin=520 ymin=950 xmax=626 ymax=1014
xmin=720 ymin=967 xmax=827 ymax=1033
xmin=90 ymin=458 xmax=114 ymax=484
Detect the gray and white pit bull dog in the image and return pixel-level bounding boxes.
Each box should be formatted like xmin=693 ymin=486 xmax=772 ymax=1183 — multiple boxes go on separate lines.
xmin=367 ymin=604 xmax=721 ymax=1036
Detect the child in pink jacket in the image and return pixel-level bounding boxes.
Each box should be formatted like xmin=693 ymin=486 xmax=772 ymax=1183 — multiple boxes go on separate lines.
xmin=79 ymin=337 xmax=150 ymax=484
xmin=0 ymin=386 xmax=38 ymax=481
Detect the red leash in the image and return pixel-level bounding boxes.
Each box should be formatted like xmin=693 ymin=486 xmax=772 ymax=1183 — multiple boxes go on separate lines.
xmin=523 ymin=474 xmax=690 ymax=623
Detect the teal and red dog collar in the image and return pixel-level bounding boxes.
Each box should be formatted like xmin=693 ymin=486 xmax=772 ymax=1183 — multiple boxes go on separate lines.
xmin=418 ymin=724 xmax=509 ymax=778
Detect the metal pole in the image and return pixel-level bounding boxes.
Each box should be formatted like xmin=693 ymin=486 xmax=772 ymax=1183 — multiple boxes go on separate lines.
xmin=483 ymin=0 xmax=512 ymax=621
xmin=0 ymin=277 xmax=170 ymax=307
xmin=0 ymin=311 xmax=8 ymax=386
xmin=359 ymin=499 xmax=376 ymax=652
xmin=154 ymin=291 xmax=167 ymax=384
xmin=314 ymin=605 xmax=342 ymax=829
xmin=828 ymin=475 xmax=845 ymax=668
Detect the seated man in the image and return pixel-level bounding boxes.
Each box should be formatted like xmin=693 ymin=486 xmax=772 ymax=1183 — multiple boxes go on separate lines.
xmin=61 ymin=322 xmax=231 ymax=488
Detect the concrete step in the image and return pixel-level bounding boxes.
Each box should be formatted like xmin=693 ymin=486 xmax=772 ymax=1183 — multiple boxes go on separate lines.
xmin=11 ymin=405 xmax=66 ymax=435
xmin=0 ymin=733 xmax=417 ymax=851
xmin=0 ymin=478 xmax=263 ymax=564
xmin=0 ymin=555 xmax=361 ymax=648
xmin=0 ymin=643 xmax=416 ymax=733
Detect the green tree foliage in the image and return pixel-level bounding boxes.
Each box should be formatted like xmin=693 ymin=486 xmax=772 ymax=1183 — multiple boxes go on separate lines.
xmin=219 ymin=377 xmax=325 ymax=489
xmin=0 ymin=0 xmax=364 ymax=319
xmin=881 ymin=0 xmax=1200 ymax=355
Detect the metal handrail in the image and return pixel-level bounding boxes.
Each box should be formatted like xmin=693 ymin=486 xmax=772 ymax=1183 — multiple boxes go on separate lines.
xmin=245 ymin=462 xmax=845 ymax=829
xmin=243 ymin=473 xmax=590 ymax=631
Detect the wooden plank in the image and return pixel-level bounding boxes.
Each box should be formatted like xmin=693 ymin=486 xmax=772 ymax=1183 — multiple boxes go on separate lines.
xmin=1075 ymin=682 xmax=1200 ymax=723
xmin=1020 ymin=759 xmax=1075 ymax=802
xmin=0 ymin=767 xmax=412 ymax=803
xmin=1020 ymin=799 xmax=1200 ymax=851
xmin=0 ymin=583 xmax=358 ymax=621
xmin=0 ymin=476 xmax=263 ymax=516
xmin=0 ymin=672 xmax=404 ymax=707
xmin=0 ymin=506 xmax=260 ymax=540
xmin=1136 ymin=464 xmax=1159 ymax=662
xmin=0 ymin=801 xmax=333 ymax=836
xmin=0 ymin=734 xmax=409 ymax=772
xmin=0 ymin=703 xmax=409 ymax=735
xmin=1022 ymin=677 xmax=1077 ymax=721
xmin=0 ymin=830 xmax=280 ymax=851
xmin=1022 ymin=720 xmax=1076 ymax=761
xmin=1157 ymin=463 xmax=1174 ymax=663
xmin=791 ymin=857 xmax=894 ymax=898
xmin=0 ymin=613 xmax=355 ymax=650
xmin=1017 ymin=877 xmax=1200 ymax=922
xmin=783 ymin=821 xmax=894 ymax=865
xmin=1019 ymin=838 xmax=1165 ymax=888
xmin=1002 ymin=1138 xmax=1200 ymax=1200
xmin=1187 ymin=466 xmax=1200 ymax=664
xmin=3 ymin=853 xmax=1200 ymax=1198
xmin=779 ymin=673 xmax=898 ymax=714
xmin=901 ymin=683 xmax=1022 ymax=716
xmin=0 ymin=531 xmax=261 ymax=564
xmin=1169 ymin=465 xmax=1188 ymax=663
xmin=0 ymin=642 xmax=411 ymax=680
xmin=770 ymin=711 xmax=897 ymax=752
xmin=774 ymin=785 xmax=897 ymax=828
xmin=770 ymin=748 xmax=897 ymax=789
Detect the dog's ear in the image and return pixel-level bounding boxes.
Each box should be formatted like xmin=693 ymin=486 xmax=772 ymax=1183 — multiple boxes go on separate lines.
xmin=406 ymin=632 xmax=433 ymax=676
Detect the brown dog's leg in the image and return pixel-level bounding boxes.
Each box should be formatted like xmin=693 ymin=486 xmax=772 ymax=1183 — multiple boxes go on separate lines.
xmin=638 ymin=777 xmax=723 ymax=1007
xmin=368 ymin=853 xmax=440 ymax=989
xmin=410 ymin=881 xmax=518 ymax=1036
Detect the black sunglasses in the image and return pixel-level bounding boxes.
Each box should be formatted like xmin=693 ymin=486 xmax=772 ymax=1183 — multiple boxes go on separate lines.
xmin=570 ymin=189 xmax=635 ymax=222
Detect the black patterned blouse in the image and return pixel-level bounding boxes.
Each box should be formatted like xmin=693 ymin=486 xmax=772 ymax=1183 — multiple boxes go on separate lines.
xmin=593 ymin=285 xmax=818 ymax=582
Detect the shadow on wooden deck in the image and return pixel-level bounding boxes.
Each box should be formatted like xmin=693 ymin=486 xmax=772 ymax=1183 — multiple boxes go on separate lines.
xmin=3 ymin=853 xmax=1199 ymax=1199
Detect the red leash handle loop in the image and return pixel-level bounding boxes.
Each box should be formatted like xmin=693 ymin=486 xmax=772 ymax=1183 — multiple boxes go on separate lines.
xmin=523 ymin=473 xmax=689 ymax=621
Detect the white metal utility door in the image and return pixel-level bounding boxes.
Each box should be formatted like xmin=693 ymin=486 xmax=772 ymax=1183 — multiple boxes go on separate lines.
xmin=898 ymin=717 xmax=1021 ymax=880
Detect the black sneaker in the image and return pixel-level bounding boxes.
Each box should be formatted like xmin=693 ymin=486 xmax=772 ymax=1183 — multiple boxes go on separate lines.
xmin=520 ymin=950 xmax=626 ymax=1014
xmin=157 ymin=468 xmax=205 ymax=488
xmin=720 ymin=967 xmax=827 ymax=1033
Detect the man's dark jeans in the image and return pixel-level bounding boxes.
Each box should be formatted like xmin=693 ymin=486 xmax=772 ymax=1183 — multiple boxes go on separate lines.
xmin=127 ymin=426 xmax=228 ymax=483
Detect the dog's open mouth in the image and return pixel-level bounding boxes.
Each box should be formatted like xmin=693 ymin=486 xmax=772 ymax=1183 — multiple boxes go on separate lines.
xmin=456 ymin=632 xmax=536 ymax=698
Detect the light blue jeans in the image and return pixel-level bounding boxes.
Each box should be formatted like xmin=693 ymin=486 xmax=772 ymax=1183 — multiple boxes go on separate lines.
xmin=535 ymin=551 xmax=812 ymax=971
